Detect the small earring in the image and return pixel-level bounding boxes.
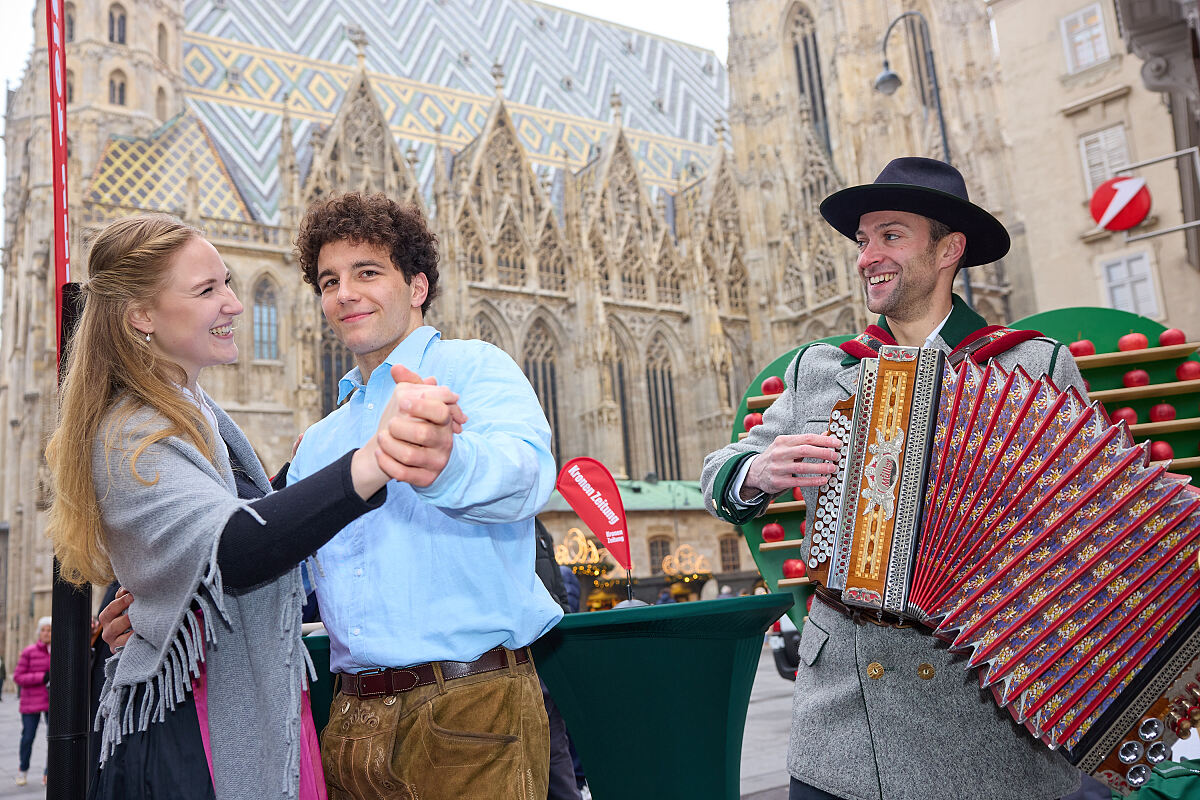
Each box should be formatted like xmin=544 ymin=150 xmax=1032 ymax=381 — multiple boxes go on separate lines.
xmin=145 ymin=333 xmax=151 ymax=342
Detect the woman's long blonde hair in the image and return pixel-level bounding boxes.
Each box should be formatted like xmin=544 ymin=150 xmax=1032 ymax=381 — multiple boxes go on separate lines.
xmin=46 ymin=214 xmax=220 ymax=586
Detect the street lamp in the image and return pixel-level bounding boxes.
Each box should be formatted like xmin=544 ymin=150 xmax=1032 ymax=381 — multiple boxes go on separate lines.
xmin=875 ymin=10 xmax=974 ymax=308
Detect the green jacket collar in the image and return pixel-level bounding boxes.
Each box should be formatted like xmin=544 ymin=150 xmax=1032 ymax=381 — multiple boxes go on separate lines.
xmin=873 ymin=294 xmax=986 ymax=351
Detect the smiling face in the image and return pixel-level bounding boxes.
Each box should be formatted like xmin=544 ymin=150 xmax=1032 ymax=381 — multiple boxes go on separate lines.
xmin=130 ymin=236 xmax=243 ymax=391
xmin=316 ymin=239 xmax=428 ymax=379
xmin=855 ymin=210 xmax=961 ymax=323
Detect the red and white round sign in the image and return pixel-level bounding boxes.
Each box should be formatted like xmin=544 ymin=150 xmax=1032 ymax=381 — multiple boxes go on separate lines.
xmin=1090 ymin=176 xmax=1152 ymax=231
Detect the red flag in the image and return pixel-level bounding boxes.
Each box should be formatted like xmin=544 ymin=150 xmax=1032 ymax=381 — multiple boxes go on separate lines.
xmin=555 ymin=458 xmax=632 ymax=571
xmin=45 ymin=0 xmax=71 ymax=361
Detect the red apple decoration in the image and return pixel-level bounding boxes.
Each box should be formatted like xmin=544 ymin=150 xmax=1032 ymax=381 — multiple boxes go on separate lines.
xmin=798 ymin=520 xmax=806 ymax=538
xmin=1110 ymin=407 xmax=1138 ymax=426
xmin=1159 ymin=328 xmax=1187 ymax=347
xmin=761 ymin=522 xmax=785 ymax=542
xmin=792 ymin=486 xmax=804 ymax=501
xmin=761 ymin=375 xmax=785 ymax=394
xmin=1069 ymin=339 xmax=1096 ymax=357
xmin=743 ymin=412 xmax=763 ymax=431
xmin=1150 ymin=441 xmax=1175 ymax=462
xmin=1118 ymin=332 xmax=1150 ymax=351
xmin=1150 ymin=403 xmax=1177 ymax=422
xmin=1177 ymin=361 xmax=1200 ymax=382
xmin=1123 ymin=369 xmax=1150 ymax=388
xmin=781 ymin=559 xmax=807 ymax=579
xmin=805 ymin=594 xmax=814 ymax=612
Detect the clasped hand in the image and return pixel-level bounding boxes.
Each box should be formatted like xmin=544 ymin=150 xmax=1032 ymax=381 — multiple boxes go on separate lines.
xmin=741 ymin=434 xmax=842 ymax=500
xmin=366 ymin=364 xmax=468 ymax=488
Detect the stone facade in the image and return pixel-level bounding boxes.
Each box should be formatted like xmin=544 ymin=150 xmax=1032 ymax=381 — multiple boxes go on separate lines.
xmin=11 ymin=0 xmax=1178 ymax=664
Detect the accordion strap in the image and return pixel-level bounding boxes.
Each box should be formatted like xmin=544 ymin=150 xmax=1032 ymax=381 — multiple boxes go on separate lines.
xmin=947 ymin=325 xmax=1043 ymax=367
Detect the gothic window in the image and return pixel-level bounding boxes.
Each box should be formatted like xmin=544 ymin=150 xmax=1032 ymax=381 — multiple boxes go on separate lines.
xmin=648 ymin=536 xmax=672 ymax=575
xmin=65 ymin=4 xmax=75 ymax=42
xmin=523 ymin=321 xmax=562 ymax=465
xmin=645 ymin=335 xmax=681 ymax=481
xmin=253 ymin=280 xmax=279 ymax=360
xmin=611 ymin=347 xmax=636 ymax=479
xmin=719 ymin=535 xmax=741 ymax=573
xmin=728 ymin=259 xmax=748 ymax=314
xmin=496 ymin=222 xmax=525 ymax=286
xmin=620 ymin=244 xmax=647 ymax=301
xmin=320 ymin=327 xmax=355 ymax=417
xmin=108 ymin=4 xmax=126 ymax=45
xmin=472 ymin=313 xmax=502 ymax=348
xmin=460 ymin=223 xmax=485 ymax=282
xmin=789 ymin=4 xmax=829 ymax=152
xmin=783 ymin=247 xmax=805 ymax=307
xmin=656 ymin=250 xmax=681 ymax=305
xmin=66 ymin=71 xmax=74 ymax=104
xmin=108 ymin=70 xmax=126 ymax=106
xmin=538 ymin=245 xmax=566 ymax=292
xmin=812 ymin=246 xmax=838 ymax=302
xmin=156 ymin=87 xmax=167 ymax=121
xmin=157 ymin=23 xmax=169 ymax=62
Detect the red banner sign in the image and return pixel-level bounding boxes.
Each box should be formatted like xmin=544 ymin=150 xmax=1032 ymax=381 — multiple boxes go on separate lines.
xmin=45 ymin=0 xmax=71 ymax=359
xmin=555 ymin=458 xmax=631 ymax=571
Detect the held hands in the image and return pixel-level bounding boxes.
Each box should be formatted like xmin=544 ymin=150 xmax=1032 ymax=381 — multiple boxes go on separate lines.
xmin=740 ymin=433 xmax=842 ymax=501
xmin=353 ymin=365 xmax=468 ymax=493
xmin=98 ymin=587 xmax=134 ymax=651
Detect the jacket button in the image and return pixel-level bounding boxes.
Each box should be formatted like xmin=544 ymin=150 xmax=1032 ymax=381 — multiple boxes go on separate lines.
xmin=918 ymin=663 xmax=935 ymax=680
xmin=867 ymin=662 xmax=884 ymax=679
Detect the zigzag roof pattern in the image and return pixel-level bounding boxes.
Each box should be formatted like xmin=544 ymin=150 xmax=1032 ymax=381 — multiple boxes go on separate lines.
xmin=182 ymin=0 xmax=728 ymax=222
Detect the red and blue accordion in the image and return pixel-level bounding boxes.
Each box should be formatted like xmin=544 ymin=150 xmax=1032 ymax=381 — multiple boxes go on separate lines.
xmin=808 ymin=344 xmax=1200 ymax=795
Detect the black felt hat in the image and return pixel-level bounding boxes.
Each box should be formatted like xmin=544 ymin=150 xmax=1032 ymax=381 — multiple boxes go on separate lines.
xmin=819 ymin=157 xmax=1010 ymax=268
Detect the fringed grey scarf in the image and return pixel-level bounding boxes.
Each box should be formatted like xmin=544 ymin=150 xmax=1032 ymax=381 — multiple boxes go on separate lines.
xmin=93 ymin=390 xmax=313 ymax=800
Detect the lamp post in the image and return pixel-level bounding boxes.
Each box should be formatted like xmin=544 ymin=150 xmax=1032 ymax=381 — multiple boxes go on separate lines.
xmin=874 ymin=10 xmax=975 ymax=309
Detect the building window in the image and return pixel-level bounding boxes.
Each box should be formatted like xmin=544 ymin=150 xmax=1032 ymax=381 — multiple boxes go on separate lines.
xmin=253 ymin=280 xmax=279 ymax=360
xmin=157 ymin=23 xmax=169 ymax=62
xmin=65 ymin=3 xmax=75 ymax=42
xmin=156 ymin=87 xmax=168 ymax=120
xmin=611 ymin=353 xmax=636 ymax=479
xmin=645 ymin=335 xmax=681 ymax=481
xmin=719 ymin=535 xmax=740 ymax=573
xmin=1079 ymin=124 xmax=1129 ymax=195
xmin=472 ymin=313 xmax=502 ymax=347
xmin=496 ymin=223 xmax=525 ymax=286
xmin=66 ymin=71 xmax=74 ymax=104
xmin=108 ymin=4 xmax=126 ymax=45
xmin=320 ymin=326 xmax=355 ymax=417
xmin=1102 ymin=252 xmax=1158 ymax=317
xmin=656 ymin=256 xmax=681 ymax=305
xmin=789 ymin=4 xmax=830 ymax=152
xmin=620 ymin=244 xmax=647 ymax=301
xmin=108 ymin=70 xmax=126 ymax=105
xmin=538 ymin=248 xmax=566 ymax=292
xmin=523 ymin=320 xmax=562 ymax=465
xmin=648 ymin=536 xmax=672 ymax=575
xmin=1061 ymin=4 xmax=1109 ymax=73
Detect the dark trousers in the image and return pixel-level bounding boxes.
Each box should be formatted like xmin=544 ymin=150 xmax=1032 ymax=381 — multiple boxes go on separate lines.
xmin=541 ymin=678 xmax=581 ymax=800
xmin=19 ymin=711 xmax=46 ymax=772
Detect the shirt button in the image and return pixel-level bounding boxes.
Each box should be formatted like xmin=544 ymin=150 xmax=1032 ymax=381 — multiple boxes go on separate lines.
xmin=354 ymin=568 xmax=363 ymax=577
xmin=351 ymin=627 xmax=361 ymax=636
xmin=367 ymin=403 xmax=374 ymax=410
xmin=867 ymin=662 xmax=885 ymax=680
xmin=918 ymin=663 xmax=936 ymax=680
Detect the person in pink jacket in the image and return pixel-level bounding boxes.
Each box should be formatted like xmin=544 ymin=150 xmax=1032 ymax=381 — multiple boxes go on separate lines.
xmin=13 ymin=616 xmax=51 ymax=787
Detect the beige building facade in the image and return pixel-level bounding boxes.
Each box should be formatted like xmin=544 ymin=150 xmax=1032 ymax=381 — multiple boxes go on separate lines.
xmin=991 ymin=0 xmax=1200 ymax=330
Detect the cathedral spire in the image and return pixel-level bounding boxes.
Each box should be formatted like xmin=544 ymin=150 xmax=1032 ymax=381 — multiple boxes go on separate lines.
xmin=609 ymin=89 xmax=623 ymax=127
xmin=346 ymin=24 xmax=368 ymax=70
xmin=491 ymin=62 xmax=505 ymax=99
xmin=279 ymin=92 xmax=298 ymax=227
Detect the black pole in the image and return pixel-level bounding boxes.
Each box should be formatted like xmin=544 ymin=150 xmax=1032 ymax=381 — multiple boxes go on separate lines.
xmin=48 ymin=281 xmax=90 ymax=800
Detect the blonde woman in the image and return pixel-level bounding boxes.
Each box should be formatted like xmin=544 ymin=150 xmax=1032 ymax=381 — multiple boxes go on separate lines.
xmin=47 ymin=214 xmax=461 ymax=800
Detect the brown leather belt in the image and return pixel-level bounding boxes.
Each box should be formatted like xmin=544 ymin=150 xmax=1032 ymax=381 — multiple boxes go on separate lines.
xmin=814 ymin=586 xmax=912 ymax=629
xmin=338 ymin=646 xmax=530 ymax=699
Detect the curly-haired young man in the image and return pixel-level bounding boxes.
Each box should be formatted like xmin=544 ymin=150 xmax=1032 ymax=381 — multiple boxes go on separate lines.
xmin=289 ymin=193 xmax=562 ymax=800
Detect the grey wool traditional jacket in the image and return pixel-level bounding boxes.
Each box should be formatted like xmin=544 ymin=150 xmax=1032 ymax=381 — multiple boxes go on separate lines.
xmin=701 ymin=298 xmax=1086 ymax=800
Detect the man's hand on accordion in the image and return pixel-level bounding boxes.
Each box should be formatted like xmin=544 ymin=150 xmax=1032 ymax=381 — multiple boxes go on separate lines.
xmin=740 ymin=434 xmax=842 ymax=501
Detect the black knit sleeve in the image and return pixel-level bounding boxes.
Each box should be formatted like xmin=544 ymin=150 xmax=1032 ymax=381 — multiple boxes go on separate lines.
xmin=216 ymin=449 xmax=386 ymax=590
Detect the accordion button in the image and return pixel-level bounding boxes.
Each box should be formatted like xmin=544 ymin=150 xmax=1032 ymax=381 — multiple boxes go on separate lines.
xmin=917 ymin=663 xmax=935 ymax=680
xmin=867 ymin=662 xmax=885 ymax=680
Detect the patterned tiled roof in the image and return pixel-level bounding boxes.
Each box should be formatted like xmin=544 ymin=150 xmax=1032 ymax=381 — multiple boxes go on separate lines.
xmin=85 ymin=112 xmax=252 ymax=221
xmin=182 ymin=0 xmax=728 ymax=221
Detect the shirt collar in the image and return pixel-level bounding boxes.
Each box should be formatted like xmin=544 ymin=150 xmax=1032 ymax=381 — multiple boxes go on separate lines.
xmin=336 ymin=325 xmax=441 ymax=404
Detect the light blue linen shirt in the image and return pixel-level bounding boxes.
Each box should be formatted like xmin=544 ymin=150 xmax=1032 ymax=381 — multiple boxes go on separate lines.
xmin=288 ymin=325 xmax=563 ymax=673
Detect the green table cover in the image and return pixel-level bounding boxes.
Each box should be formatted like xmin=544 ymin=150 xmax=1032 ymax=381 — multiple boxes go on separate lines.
xmin=531 ymin=593 xmax=794 ymax=800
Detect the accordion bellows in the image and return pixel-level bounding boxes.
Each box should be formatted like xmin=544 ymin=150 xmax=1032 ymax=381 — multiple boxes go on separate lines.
xmin=807 ymin=345 xmax=1200 ymax=794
